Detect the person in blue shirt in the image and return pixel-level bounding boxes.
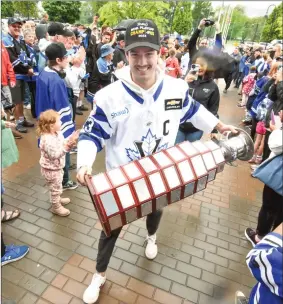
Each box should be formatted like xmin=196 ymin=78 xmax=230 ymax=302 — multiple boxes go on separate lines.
xmin=35 ymin=42 xmax=78 ymax=191
xmin=235 ymin=222 xmax=283 ymax=304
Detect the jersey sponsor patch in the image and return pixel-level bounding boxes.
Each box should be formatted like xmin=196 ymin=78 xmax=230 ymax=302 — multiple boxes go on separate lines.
xmin=164 ymin=98 xmax=182 ymax=111
xmin=111 ymin=107 xmax=129 ymax=119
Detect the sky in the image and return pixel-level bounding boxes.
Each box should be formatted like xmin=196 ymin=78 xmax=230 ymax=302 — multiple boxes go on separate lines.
xmin=212 ymin=1 xmax=280 ymax=17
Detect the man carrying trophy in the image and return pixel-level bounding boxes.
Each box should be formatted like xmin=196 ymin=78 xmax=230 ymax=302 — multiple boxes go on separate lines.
xmin=77 ymin=19 xmax=238 ymax=304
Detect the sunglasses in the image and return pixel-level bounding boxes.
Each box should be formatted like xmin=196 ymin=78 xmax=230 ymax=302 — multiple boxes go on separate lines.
xmin=11 ymin=24 xmax=22 ymax=29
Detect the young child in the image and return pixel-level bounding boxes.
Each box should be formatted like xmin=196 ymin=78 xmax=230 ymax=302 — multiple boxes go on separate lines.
xmin=238 ymin=66 xmax=257 ymax=108
xmin=37 ymin=110 xmax=80 ymax=216
xmin=165 ymin=48 xmax=182 ymax=78
xmin=248 ymin=120 xmax=266 ymax=165
xmin=235 ymin=223 xmax=283 ymax=304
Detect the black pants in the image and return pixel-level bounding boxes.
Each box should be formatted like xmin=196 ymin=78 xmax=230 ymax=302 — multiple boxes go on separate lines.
xmin=27 ymin=81 xmax=37 ymax=118
xmin=250 ymin=117 xmax=259 ymax=141
xmin=256 ymin=185 xmax=283 ymax=237
xmin=262 ymin=130 xmax=271 ymax=162
xmin=235 ymin=72 xmax=244 ymax=88
xmin=224 ymin=72 xmax=233 ymax=90
xmin=1 ymin=196 xmax=5 ymax=257
xmin=96 ymin=210 xmax=163 ymax=273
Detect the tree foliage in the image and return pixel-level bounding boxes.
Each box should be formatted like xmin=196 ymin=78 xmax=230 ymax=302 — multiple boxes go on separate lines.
xmin=171 ymin=1 xmax=192 ymax=35
xmin=226 ymin=5 xmax=266 ymax=42
xmin=261 ymin=3 xmax=283 ymax=42
xmin=42 ymin=1 xmax=81 ymax=24
xmin=1 ymin=1 xmax=15 ymax=17
xmin=191 ymin=1 xmax=213 ymax=30
xmin=79 ymin=2 xmax=94 ymax=25
xmin=98 ymin=1 xmax=170 ymax=33
xmin=1 ymin=1 xmax=38 ymax=19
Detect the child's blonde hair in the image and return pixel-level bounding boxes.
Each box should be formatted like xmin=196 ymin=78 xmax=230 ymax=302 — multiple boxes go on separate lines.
xmin=36 ymin=109 xmax=59 ymax=136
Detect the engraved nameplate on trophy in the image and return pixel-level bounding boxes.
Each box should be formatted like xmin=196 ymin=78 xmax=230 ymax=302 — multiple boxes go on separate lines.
xmin=138 ymin=157 xmax=157 ymax=173
xmin=107 ymin=168 xmax=127 ymax=187
xmin=123 ymin=162 xmax=143 ymax=180
xmin=92 ymin=173 xmax=112 ymax=193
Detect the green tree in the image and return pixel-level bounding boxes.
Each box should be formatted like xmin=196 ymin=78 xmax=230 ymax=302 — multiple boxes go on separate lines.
xmin=249 ymin=16 xmax=265 ymax=42
xmin=227 ymin=5 xmax=248 ymax=40
xmin=1 ymin=1 xmax=38 ymax=19
xmin=90 ymin=1 xmax=107 ymax=15
xmin=42 ymin=1 xmax=81 ymax=24
xmin=79 ymin=2 xmax=94 ymax=25
xmin=171 ymin=1 xmax=192 ymax=35
xmin=13 ymin=1 xmax=38 ymax=19
xmin=98 ymin=1 xmax=170 ymax=33
xmin=191 ymin=1 xmax=213 ymax=30
xmin=261 ymin=3 xmax=283 ymax=42
xmin=1 ymin=1 xmax=15 ymax=17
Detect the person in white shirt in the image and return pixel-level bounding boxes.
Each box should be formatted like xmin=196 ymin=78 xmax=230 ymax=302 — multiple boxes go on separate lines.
xmin=76 ymin=19 xmax=237 ymax=304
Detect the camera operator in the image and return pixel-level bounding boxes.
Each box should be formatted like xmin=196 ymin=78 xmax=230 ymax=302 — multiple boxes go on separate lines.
xmin=187 ymin=18 xmax=222 ymax=69
xmin=176 ymin=49 xmax=220 ymax=144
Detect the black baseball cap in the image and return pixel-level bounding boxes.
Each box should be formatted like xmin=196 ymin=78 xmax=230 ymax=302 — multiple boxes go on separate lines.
xmin=125 ymin=19 xmax=160 ymax=52
xmin=8 ymin=17 xmax=25 ymax=25
xmin=64 ymin=29 xmax=75 ymax=37
xmin=117 ymin=33 xmax=125 ymax=42
xmin=45 ymin=42 xmax=67 ymax=60
xmin=47 ymin=22 xmax=68 ymax=36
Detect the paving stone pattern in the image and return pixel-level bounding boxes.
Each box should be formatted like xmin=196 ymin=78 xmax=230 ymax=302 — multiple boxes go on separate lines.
xmin=1 ymin=83 xmax=263 ymax=304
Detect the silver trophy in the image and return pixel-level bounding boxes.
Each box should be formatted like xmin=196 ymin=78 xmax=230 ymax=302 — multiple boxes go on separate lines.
xmin=213 ymin=128 xmax=254 ymax=163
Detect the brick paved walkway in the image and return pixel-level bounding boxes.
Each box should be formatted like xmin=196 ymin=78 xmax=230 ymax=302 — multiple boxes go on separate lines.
xmin=1 ymin=81 xmax=263 ymax=304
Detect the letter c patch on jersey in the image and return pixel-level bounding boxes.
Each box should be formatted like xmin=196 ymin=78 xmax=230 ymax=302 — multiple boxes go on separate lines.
xmin=164 ymin=98 xmax=182 ymax=111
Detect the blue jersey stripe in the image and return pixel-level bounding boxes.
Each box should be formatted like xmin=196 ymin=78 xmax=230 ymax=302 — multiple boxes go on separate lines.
xmin=183 ymin=89 xmax=190 ymax=108
xmin=153 ymin=80 xmax=163 ymax=101
xmin=94 ymin=106 xmax=110 ymax=124
xmin=122 ymin=83 xmax=144 ymax=104
xmin=180 ymin=99 xmax=200 ymax=123
xmin=79 ymin=133 xmax=103 ymax=152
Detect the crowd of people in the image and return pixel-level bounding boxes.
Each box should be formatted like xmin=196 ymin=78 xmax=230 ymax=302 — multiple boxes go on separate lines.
xmin=1 ymin=13 xmax=283 ymax=304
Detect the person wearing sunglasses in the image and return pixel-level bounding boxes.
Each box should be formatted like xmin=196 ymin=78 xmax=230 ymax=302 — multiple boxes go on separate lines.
xmin=2 ymin=17 xmax=35 ymax=133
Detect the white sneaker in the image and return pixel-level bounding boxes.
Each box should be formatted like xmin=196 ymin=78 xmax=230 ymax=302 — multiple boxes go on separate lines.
xmin=83 ymin=273 xmax=106 ymax=304
xmin=145 ymin=234 xmax=158 ymax=260
xmin=24 ymin=104 xmax=31 ymax=110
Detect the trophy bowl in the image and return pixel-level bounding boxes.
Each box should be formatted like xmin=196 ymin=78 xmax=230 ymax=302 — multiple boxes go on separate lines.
xmin=215 ymin=128 xmax=254 ymax=163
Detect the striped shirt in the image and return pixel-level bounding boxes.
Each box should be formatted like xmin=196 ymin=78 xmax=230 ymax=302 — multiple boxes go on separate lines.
xmin=246 ymin=232 xmax=283 ymax=304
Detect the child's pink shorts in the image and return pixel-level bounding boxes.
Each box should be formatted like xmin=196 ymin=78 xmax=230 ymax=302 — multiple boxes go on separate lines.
xmin=256 ymin=121 xmax=266 ymax=135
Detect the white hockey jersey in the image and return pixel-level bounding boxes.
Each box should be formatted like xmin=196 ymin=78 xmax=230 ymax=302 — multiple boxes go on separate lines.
xmin=77 ymin=66 xmax=219 ymax=171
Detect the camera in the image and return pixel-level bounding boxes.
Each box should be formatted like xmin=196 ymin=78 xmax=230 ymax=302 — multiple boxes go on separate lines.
xmin=190 ymin=64 xmax=200 ymax=75
xmin=204 ymin=19 xmax=215 ymax=27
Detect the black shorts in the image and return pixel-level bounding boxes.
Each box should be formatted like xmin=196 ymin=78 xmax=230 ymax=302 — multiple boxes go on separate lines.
xmin=10 ymin=79 xmax=25 ymax=104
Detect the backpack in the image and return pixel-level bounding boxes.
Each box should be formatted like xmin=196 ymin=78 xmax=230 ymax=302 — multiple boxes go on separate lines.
xmin=256 ymin=97 xmax=273 ymax=121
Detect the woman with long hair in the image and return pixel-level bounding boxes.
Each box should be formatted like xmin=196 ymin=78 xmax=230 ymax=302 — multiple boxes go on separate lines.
xmin=176 ymin=49 xmax=220 ymax=143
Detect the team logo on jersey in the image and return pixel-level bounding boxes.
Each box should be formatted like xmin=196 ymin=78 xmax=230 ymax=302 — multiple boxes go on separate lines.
xmin=125 ymin=129 xmax=168 ymax=161
xmin=111 ymin=107 xmax=129 ymax=119
xmin=165 ymin=98 xmax=182 ymax=111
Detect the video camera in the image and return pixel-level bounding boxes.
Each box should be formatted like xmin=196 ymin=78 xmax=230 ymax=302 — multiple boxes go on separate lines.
xmin=204 ymin=19 xmax=215 ymax=27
